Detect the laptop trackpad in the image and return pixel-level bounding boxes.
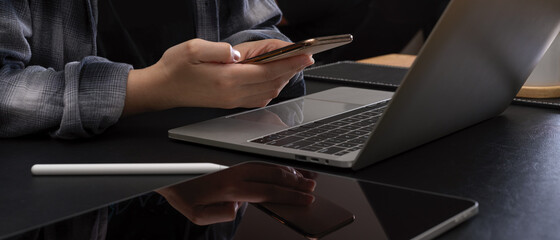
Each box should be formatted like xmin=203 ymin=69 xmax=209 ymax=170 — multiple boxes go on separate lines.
xmin=229 ymin=98 xmax=362 ymax=128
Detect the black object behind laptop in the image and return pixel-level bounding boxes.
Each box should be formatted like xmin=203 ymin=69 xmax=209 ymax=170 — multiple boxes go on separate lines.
xmin=304 ymin=61 xmax=560 ymax=109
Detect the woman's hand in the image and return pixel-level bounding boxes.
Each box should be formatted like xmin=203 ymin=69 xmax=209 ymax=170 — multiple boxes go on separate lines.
xmin=123 ymin=39 xmax=314 ymax=115
xmin=155 ymin=162 xmax=316 ymax=226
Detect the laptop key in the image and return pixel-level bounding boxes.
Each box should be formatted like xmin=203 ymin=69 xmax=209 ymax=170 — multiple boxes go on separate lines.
xmin=316 ymin=107 xmax=371 ymax=124
xmin=353 ymin=114 xmax=370 ymax=120
xmin=275 ymin=130 xmax=297 ymax=136
xmin=266 ymin=134 xmax=286 ymax=140
xmin=296 ymin=131 xmax=317 ymax=137
xmin=353 ymin=121 xmax=373 ymax=127
xmin=348 ymin=147 xmax=362 ymax=151
xmin=337 ymin=143 xmax=359 ymax=148
xmin=306 ymin=128 xmax=330 ymax=134
xmin=251 ymin=138 xmax=271 ymax=144
xmin=323 ymin=138 xmax=347 ymax=144
xmin=336 ymin=134 xmax=359 ymax=140
xmin=316 ymin=133 xmax=339 ymax=139
xmin=306 ymin=136 xmax=328 ymax=142
xmin=284 ymin=140 xmax=314 ymax=149
xmin=348 ymin=138 xmax=368 ymax=144
xmin=318 ymin=124 xmax=339 ymax=130
xmin=317 ymin=147 xmax=345 ymax=154
xmin=299 ymin=122 xmax=323 ymax=129
xmin=339 ymin=125 xmax=362 ymax=131
xmin=265 ymin=136 xmax=304 ymax=146
xmin=334 ymin=151 xmax=350 ymax=156
xmin=312 ymin=142 xmax=337 ymax=148
xmin=299 ymin=146 xmax=324 ymax=152
xmin=349 ymin=130 xmax=370 ymax=136
xmin=330 ymin=121 xmax=349 ymax=127
xmin=340 ymin=118 xmax=361 ymax=123
xmin=329 ymin=129 xmax=349 ymax=135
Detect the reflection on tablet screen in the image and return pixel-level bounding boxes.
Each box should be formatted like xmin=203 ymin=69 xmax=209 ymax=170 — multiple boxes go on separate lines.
xmin=234 ymin=170 xmax=477 ymax=240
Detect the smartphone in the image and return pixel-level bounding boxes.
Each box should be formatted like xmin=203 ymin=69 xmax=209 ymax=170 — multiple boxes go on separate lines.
xmin=252 ymin=195 xmax=355 ymax=239
xmin=239 ymin=34 xmax=353 ymax=64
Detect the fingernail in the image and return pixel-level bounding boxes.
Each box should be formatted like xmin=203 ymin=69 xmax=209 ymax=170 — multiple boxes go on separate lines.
xmin=232 ymin=48 xmax=241 ymax=62
xmin=303 ymin=179 xmax=316 ymax=191
xmin=305 ymin=56 xmax=315 ymax=67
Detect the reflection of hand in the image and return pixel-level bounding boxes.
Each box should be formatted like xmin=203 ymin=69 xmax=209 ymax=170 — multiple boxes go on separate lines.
xmin=232 ymin=98 xmax=305 ymax=127
xmin=155 ymin=162 xmax=316 ymax=226
xmin=123 ymin=38 xmax=314 ymax=115
xmin=234 ymin=109 xmax=289 ymax=127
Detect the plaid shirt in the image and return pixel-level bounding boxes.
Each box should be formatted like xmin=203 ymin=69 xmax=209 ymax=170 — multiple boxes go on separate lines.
xmin=0 ymin=0 xmax=303 ymax=139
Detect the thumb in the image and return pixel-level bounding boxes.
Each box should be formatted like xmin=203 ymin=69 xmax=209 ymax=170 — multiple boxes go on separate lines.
xmin=184 ymin=39 xmax=240 ymax=64
xmin=191 ymin=202 xmax=240 ymax=225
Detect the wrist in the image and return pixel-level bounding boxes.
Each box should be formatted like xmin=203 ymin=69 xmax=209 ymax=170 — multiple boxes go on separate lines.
xmin=122 ymin=63 xmax=171 ymax=116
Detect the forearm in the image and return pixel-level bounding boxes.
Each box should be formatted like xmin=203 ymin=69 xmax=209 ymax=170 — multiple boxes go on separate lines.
xmin=122 ymin=63 xmax=170 ymax=116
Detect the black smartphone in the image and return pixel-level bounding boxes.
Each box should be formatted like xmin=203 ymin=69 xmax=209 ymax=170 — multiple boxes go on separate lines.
xmin=239 ymin=34 xmax=353 ymax=64
xmin=252 ymin=195 xmax=355 ymax=239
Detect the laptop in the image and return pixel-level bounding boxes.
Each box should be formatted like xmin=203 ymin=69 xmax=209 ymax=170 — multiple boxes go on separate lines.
xmin=169 ymin=0 xmax=560 ymax=170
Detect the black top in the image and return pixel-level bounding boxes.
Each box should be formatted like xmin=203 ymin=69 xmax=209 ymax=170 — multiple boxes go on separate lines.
xmin=96 ymin=0 xmax=196 ymax=68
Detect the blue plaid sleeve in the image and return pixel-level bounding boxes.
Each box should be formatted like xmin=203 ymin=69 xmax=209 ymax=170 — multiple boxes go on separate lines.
xmin=0 ymin=0 xmax=131 ymax=139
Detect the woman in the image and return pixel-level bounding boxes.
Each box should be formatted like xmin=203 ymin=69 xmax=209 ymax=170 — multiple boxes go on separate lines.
xmin=0 ymin=0 xmax=313 ymax=139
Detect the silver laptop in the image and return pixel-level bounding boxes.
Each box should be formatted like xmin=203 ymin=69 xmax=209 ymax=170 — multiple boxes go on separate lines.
xmin=169 ymin=0 xmax=560 ymax=170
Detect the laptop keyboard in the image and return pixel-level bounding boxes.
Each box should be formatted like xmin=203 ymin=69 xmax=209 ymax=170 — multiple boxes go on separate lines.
xmin=250 ymin=100 xmax=390 ymax=156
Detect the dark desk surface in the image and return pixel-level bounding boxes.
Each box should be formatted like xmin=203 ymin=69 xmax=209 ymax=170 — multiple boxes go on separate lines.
xmin=2 ymin=80 xmax=560 ymax=239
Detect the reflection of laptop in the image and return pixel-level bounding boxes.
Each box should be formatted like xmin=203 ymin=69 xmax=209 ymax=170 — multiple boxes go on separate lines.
xmin=169 ymin=0 xmax=560 ymax=170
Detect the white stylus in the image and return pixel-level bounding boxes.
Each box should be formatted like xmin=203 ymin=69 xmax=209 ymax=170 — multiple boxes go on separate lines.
xmin=31 ymin=163 xmax=229 ymax=175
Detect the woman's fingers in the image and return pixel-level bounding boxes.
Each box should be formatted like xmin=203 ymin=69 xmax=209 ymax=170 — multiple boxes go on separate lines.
xmin=188 ymin=202 xmax=241 ymax=225
xmin=228 ymin=54 xmax=314 ymax=85
xmin=180 ymin=39 xmax=240 ymax=64
xmin=225 ymin=182 xmax=316 ymax=205
xmin=156 ymin=162 xmax=318 ymax=225
xmin=234 ymin=39 xmax=291 ymax=60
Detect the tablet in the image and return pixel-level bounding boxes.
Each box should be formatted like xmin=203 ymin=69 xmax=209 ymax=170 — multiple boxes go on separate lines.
xmin=234 ymin=170 xmax=478 ymax=240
